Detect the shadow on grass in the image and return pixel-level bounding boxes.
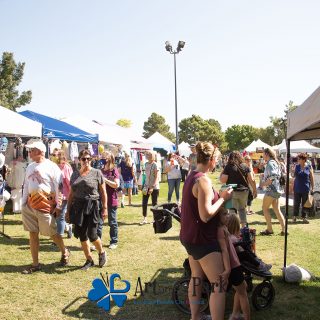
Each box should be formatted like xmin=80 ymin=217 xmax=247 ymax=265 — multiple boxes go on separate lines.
xmin=118 ymin=221 xmax=141 ymax=226
xmin=0 ymin=262 xmax=80 ymax=274
xmin=159 ymin=235 xmax=180 ymax=241
xmin=0 ymin=218 xmax=23 ymax=225
xmin=61 ymin=267 xmax=187 ymax=320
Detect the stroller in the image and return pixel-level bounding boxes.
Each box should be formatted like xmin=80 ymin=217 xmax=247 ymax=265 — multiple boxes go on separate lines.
xmin=151 ymin=203 xmax=275 ymax=315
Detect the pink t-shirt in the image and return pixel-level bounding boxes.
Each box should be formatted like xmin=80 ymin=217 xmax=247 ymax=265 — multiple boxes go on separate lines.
xmin=58 ymin=163 xmax=73 ymax=200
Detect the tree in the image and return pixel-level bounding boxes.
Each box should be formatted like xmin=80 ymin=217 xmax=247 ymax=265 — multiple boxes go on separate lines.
xmin=256 ymin=126 xmax=277 ymax=146
xmin=143 ymin=112 xmax=175 ymax=142
xmin=225 ymin=125 xmax=258 ymax=151
xmin=116 ymin=118 xmax=132 ymax=128
xmin=178 ymin=115 xmax=225 ymax=147
xmin=269 ymin=100 xmax=297 ymax=144
xmin=0 ymin=52 xmax=32 ymax=111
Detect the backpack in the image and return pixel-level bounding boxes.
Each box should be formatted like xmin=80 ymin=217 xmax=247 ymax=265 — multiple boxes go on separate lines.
xmin=279 ymin=163 xmax=286 ymax=187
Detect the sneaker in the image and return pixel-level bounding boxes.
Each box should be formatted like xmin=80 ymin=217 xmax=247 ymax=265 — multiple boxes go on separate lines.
xmin=99 ymin=251 xmax=107 ymax=268
xmin=81 ymin=259 xmax=94 ymax=271
xmin=60 ymin=248 xmax=71 ymax=266
xmin=22 ymin=264 xmax=42 ymax=274
xmin=67 ymin=225 xmax=73 ymax=239
xmin=302 ymin=218 xmax=310 ymax=224
xmin=90 ymin=245 xmax=97 ymax=252
xmin=139 ymin=218 xmax=148 ymax=225
xmin=109 ymin=243 xmax=118 ymax=250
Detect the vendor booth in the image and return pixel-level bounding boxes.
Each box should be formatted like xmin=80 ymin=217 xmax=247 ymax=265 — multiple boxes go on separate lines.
xmin=19 ymin=110 xmax=98 ymax=143
xmin=0 ymin=106 xmax=42 ymax=238
xmin=284 ymin=85 xmax=320 ymax=273
xmin=0 ymin=106 xmax=42 ymax=138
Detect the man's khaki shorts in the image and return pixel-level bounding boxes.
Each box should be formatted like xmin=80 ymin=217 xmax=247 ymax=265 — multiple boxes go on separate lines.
xmin=22 ymin=204 xmax=57 ymax=237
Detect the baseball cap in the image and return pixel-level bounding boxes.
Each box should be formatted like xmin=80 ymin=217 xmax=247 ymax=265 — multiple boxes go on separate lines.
xmin=25 ymin=139 xmax=46 ymax=153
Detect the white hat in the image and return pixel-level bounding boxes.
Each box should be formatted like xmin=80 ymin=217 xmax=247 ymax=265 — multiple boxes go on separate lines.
xmin=25 ymin=139 xmax=46 ymax=153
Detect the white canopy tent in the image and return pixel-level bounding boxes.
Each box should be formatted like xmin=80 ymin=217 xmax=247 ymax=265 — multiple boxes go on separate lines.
xmin=0 ymin=105 xmax=42 ymax=137
xmin=283 ymin=86 xmax=320 ymax=273
xmin=275 ymin=138 xmax=320 ymax=154
xmin=244 ymin=139 xmax=272 ymax=152
xmin=146 ymin=132 xmax=176 ymax=153
xmin=178 ymin=141 xmax=191 ymax=157
xmin=62 ymin=116 xmax=149 ymax=149
xmin=287 ymin=86 xmax=320 ymax=141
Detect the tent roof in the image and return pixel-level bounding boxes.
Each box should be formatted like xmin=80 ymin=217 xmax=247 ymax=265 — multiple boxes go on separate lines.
xmin=146 ymin=132 xmax=175 ymax=153
xmin=0 ymin=106 xmax=42 ymax=137
xmin=244 ymin=139 xmax=272 ymax=152
xmin=20 ymin=110 xmax=98 ymax=143
xmin=178 ymin=141 xmax=191 ymax=157
xmin=62 ymin=116 xmax=149 ymax=149
xmin=277 ymin=139 xmax=320 ymax=154
xmin=287 ymin=86 xmax=320 ymax=140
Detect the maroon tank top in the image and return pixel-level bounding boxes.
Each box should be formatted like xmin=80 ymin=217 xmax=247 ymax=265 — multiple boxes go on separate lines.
xmin=180 ymin=171 xmax=220 ymax=245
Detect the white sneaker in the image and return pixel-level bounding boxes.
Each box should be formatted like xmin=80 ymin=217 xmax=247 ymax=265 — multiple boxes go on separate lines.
xmin=109 ymin=243 xmax=118 ymax=250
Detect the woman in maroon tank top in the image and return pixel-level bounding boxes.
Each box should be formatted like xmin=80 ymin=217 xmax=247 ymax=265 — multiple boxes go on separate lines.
xmin=180 ymin=142 xmax=232 ymax=320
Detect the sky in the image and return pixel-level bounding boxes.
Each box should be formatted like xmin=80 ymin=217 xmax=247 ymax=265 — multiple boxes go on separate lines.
xmin=1 ymin=0 xmax=320 ymax=135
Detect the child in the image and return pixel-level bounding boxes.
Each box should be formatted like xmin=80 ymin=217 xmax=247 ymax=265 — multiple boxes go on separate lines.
xmin=217 ymin=208 xmax=250 ymax=320
xmin=228 ymin=213 xmax=272 ymax=272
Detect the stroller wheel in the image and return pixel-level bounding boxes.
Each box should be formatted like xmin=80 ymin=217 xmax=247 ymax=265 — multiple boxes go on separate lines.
xmin=172 ymin=277 xmax=209 ymax=315
xmin=251 ymin=281 xmax=275 ymax=310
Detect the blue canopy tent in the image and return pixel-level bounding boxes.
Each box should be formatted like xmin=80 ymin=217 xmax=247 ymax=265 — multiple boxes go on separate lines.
xmin=19 ymin=110 xmax=99 ymax=143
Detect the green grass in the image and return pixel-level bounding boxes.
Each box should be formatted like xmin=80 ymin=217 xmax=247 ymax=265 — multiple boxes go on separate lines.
xmin=0 ymin=171 xmax=319 ymax=320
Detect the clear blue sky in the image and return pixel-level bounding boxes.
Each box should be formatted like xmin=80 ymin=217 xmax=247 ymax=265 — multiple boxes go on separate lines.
xmin=1 ymin=0 xmax=319 ymax=134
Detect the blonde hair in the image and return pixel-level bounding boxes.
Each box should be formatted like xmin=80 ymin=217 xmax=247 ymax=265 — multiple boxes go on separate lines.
xmin=124 ymin=153 xmax=133 ymax=168
xmin=105 ymin=151 xmax=115 ymax=169
xmin=146 ymin=151 xmax=156 ymax=162
xmin=195 ymin=142 xmax=216 ymax=165
xmin=227 ymin=212 xmax=240 ymax=236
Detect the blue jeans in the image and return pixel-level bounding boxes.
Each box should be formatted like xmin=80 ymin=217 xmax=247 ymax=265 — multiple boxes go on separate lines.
xmin=56 ymin=200 xmax=67 ymax=236
xmin=108 ymin=206 xmax=118 ymax=244
xmin=167 ymin=178 xmax=181 ymax=202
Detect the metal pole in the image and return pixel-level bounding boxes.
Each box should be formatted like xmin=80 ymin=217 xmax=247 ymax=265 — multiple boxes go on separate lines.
xmin=173 ymin=53 xmax=179 ymax=151
xmin=283 ymin=139 xmax=291 ymax=278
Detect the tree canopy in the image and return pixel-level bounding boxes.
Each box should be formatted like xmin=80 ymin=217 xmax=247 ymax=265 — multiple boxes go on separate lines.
xmin=225 ymin=124 xmax=258 ymax=151
xmin=179 ymin=114 xmax=225 ymax=146
xmin=143 ymin=112 xmax=175 ymax=142
xmin=116 ymin=118 xmax=132 ymax=128
xmin=0 ymin=52 xmax=32 ymax=111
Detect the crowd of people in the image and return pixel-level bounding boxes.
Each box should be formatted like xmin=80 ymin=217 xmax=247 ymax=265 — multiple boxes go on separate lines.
xmin=15 ymin=137 xmax=316 ymax=319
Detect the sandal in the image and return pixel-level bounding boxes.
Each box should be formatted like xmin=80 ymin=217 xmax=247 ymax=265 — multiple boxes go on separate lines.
xmin=60 ymin=248 xmax=71 ymax=266
xmin=260 ymin=230 xmax=274 ymax=236
xmin=247 ymin=210 xmax=255 ymax=215
xmin=22 ymin=264 xmax=42 ymax=274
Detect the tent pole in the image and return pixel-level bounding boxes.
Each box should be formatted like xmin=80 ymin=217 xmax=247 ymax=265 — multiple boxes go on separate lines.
xmin=283 ymin=139 xmax=291 ymax=279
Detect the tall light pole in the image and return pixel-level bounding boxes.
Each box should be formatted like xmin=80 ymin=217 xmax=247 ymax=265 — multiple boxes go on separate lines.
xmin=165 ymin=40 xmax=185 ymax=151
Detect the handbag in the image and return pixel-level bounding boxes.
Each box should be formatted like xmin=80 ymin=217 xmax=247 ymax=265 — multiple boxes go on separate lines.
xmin=304 ymin=193 xmax=313 ymax=208
xmin=236 ymin=164 xmax=252 ymax=193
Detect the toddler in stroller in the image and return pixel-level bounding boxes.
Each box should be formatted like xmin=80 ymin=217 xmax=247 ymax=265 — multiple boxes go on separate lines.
xmin=171 ymin=207 xmax=275 ymax=316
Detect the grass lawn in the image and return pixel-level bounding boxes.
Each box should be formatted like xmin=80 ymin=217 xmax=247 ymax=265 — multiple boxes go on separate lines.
xmin=0 ymin=171 xmax=319 ymax=320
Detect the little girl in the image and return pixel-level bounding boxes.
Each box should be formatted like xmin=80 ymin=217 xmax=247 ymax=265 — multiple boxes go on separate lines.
xmin=228 ymin=213 xmax=272 ymax=272
xmin=217 ymin=209 xmax=250 ymax=320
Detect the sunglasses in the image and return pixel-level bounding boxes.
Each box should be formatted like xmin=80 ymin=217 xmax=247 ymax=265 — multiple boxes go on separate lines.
xmin=81 ymin=157 xmax=92 ymax=162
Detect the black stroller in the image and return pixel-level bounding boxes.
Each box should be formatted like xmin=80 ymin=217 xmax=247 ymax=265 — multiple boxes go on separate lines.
xmin=151 ymin=203 xmax=275 ymax=315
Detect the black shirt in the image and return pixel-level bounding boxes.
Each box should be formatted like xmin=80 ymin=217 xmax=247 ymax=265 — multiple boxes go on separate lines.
xmin=222 ymin=163 xmax=250 ymax=191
